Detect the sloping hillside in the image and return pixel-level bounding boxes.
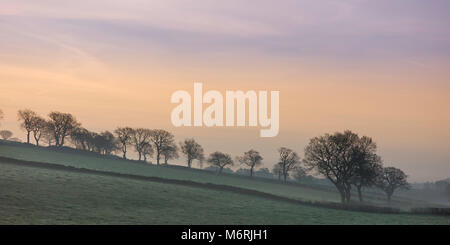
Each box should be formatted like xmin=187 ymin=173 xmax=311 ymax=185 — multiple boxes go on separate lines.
xmin=0 ymin=159 xmax=448 ymax=225
xmin=0 ymin=141 xmax=438 ymax=209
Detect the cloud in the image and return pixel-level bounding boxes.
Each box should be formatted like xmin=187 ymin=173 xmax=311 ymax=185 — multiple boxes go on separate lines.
xmin=2 ymin=0 xmax=450 ymax=62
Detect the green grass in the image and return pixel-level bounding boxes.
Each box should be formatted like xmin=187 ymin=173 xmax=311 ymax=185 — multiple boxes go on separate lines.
xmin=0 ymin=142 xmax=341 ymax=203
xmin=0 ymin=142 xmax=437 ymax=210
xmin=1 ymin=161 xmax=448 ymax=225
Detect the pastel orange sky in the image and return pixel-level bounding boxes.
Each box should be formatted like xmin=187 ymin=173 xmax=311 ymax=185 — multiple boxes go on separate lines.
xmin=1 ymin=0 xmax=450 ymax=182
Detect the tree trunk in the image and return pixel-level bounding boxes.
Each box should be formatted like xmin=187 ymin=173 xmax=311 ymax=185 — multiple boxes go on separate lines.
xmin=34 ymin=135 xmax=40 ymax=146
xmin=26 ymin=131 xmax=30 ymax=144
xmin=357 ymin=185 xmax=363 ymax=202
xmin=345 ymin=185 xmax=352 ymax=203
xmin=250 ymin=167 xmax=254 ymax=177
xmin=339 ymin=189 xmax=346 ymax=204
xmin=138 ymin=152 xmax=142 ymax=161
xmin=122 ymin=145 xmax=127 ymax=159
xmin=54 ymin=133 xmax=60 ymax=147
xmin=337 ymin=184 xmax=351 ymax=204
xmin=156 ymin=152 xmax=160 ymax=165
xmin=188 ymin=159 xmax=192 ymax=168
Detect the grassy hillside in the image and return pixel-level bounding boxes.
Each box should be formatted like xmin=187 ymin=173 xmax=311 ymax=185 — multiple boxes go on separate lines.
xmin=0 ymin=160 xmax=448 ymax=225
xmin=0 ymin=141 xmax=437 ymax=209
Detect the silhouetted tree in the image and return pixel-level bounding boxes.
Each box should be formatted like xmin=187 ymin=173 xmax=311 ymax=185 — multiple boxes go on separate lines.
xmin=278 ymin=147 xmax=301 ymax=182
xmin=349 ymin=136 xmax=383 ymax=202
xmin=47 ymin=112 xmax=80 ymax=147
xmin=272 ymin=164 xmax=282 ymax=181
xmin=0 ymin=130 xmax=13 ymax=140
xmin=42 ymin=126 xmax=55 ymax=146
xmin=180 ymin=138 xmax=204 ymax=168
xmin=30 ymin=116 xmax=47 ymax=146
xmin=93 ymin=131 xmax=118 ymax=155
xmin=236 ymin=149 xmax=263 ymax=177
xmin=376 ymin=167 xmax=409 ymax=203
xmin=142 ymin=142 xmax=154 ymax=163
xmin=255 ymin=168 xmax=273 ymax=178
xmin=102 ymin=131 xmax=118 ymax=155
xmin=293 ymin=166 xmax=307 ymax=183
xmin=18 ymin=109 xmax=37 ymax=144
xmin=114 ymin=127 xmax=133 ymax=159
xmin=235 ymin=168 xmax=250 ymax=175
xmin=304 ymin=130 xmax=372 ymax=204
xmin=149 ymin=129 xmax=175 ymax=165
xmin=161 ymin=142 xmax=179 ymax=164
xmin=131 ymin=128 xmax=152 ymax=161
xmin=207 ymin=151 xmax=233 ymax=175
xmin=70 ymin=127 xmax=91 ymax=150
xmin=85 ymin=130 xmax=100 ymax=152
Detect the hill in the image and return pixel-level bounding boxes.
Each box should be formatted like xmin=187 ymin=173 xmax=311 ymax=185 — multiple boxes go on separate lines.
xmin=0 ymin=158 xmax=448 ymax=224
xmin=0 ymin=141 xmax=439 ymax=209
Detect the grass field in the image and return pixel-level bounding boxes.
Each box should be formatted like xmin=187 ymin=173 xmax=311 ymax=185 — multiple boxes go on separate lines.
xmin=0 ymin=141 xmax=431 ymax=209
xmin=0 ymin=142 xmax=342 ymax=202
xmin=1 ymin=160 xmax=448 ymax=225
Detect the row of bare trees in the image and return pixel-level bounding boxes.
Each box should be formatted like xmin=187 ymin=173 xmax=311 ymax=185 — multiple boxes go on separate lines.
xmin=113 ymin=127 xmax=179 ymax=165
xmin=16 ymin=109 xmax=79 ymax=147
xmin=10 ymin=109 xmax=409 ymax=204
xmin=11 ymin=110 xmax=264 ymax=174
xmin=12 ymin=109 xmax=204 ymax=167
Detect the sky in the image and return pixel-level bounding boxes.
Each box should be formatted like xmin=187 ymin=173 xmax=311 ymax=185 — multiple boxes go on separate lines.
xmin=1 ymin=0 xmax=450 ymax=182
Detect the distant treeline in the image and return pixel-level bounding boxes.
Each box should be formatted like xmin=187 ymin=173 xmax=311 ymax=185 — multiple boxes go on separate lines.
xmin=0 ymin=108 xmax=420 ymax=204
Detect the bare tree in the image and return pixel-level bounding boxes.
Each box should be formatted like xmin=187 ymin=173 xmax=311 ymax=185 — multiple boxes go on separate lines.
xmin=293 ymin=166 xmax=307 ymax=183
xmin=131 ymin=128 xmax=152 ymax=161
xmin=70 ymin=127 xmax=91 ymax=150
xmin=149 ymin=129 xmax=175 ymax=165
xmin=236 ymin=149 xmax=263 ymax=177
xmin=47 ymin=112 xmax=80 ymax=147
xmin=0 ymin=130 xmax=13 ymax=140
xmin=304 ymin=130 xmax=371 ymax=203
xmin=278 ymin=147 xmax=301 ymax=182
xmin=71 ymin=128 xmax=118 ymax=154
xmin=376 ymin=167 xmax=409 ymax=203
xmin=350 ymin=136 xmax=383 ymax=202
xmin=18 ymin=109 xmax=37 ymax=144
xmin=93 ymin=131 xmax=118 ymax=155
xmin=30 ymin=116 xmax=47 ymax=146
xmin=272 ymin=164 xmax=282 ymax=181
xmin=114 ymin=127 xmax=133 ymax=159
xmin=180 ymin=138 xmax=204 ymax=168
xmin=161 ymin=143 xmax=179 ymax=165
xmin=42 ymin=126 xmax=55 ymax=146
xmin=207 ymin=151 xmax=233 ymax=175
xmin=142 ymin=142 xmax=154 ymax=163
